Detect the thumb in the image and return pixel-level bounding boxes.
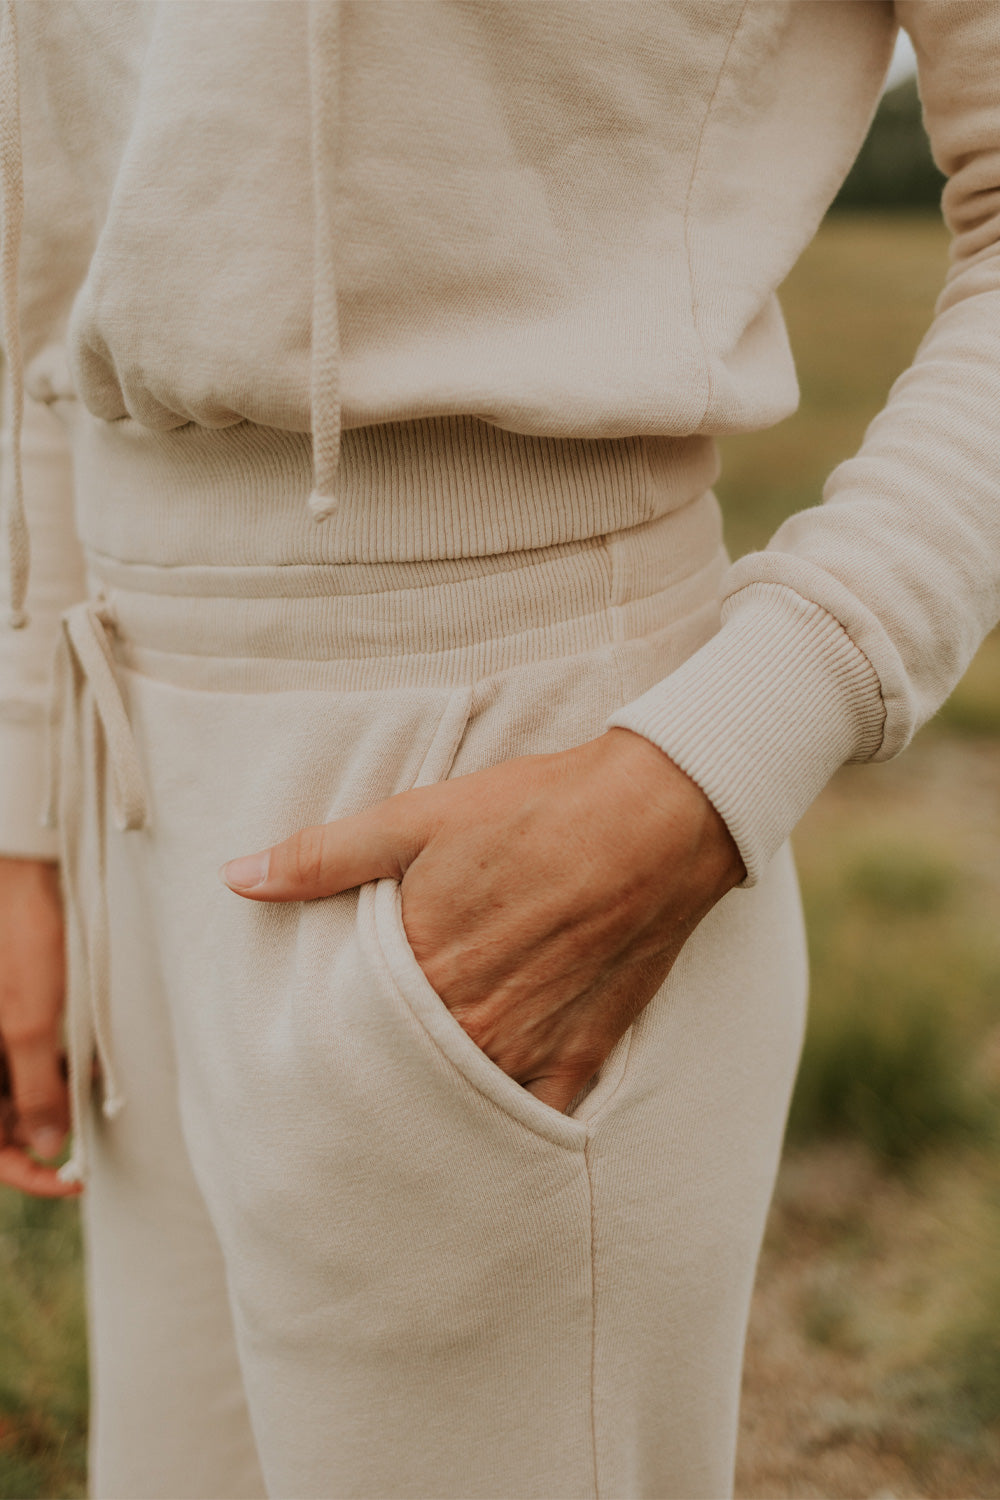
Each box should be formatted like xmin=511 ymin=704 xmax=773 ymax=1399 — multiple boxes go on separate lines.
xmin=220 ymin=794 xmax=428 ymax=903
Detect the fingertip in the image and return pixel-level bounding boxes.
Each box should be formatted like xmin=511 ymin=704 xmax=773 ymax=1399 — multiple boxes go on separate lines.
xmin=0 ymin=1146 xmax=84 ymax=1198
xmin=219 ymin=850 xmax=271 ymax=892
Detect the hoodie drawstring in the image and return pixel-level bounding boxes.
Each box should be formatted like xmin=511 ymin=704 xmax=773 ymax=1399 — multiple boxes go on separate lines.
xmin=307 ymin=0 xmax=342 ymax=522
xmin=0 ymin=0 xmax=28 ymax=629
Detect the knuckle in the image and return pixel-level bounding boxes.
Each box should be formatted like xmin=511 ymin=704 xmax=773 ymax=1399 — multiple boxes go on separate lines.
xmin=11 ymin=1074 xmax=63 ymax=1113
xmin=18 ymin=1103 xmax=62 ymax=1133
xmin=2 ymin=1015 xmax=58 ymax=1052
xmin=569 ymin=1045 xmax=607 ymax=1079
xmin=285 ymin=826 xmax=330 ymax=889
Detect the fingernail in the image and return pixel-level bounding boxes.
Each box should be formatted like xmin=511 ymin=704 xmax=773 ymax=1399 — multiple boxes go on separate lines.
xmin=220 ymin=851 xmax=271 ymax=891
xmin=31 ymin=1127 xmax=65 ymax=1161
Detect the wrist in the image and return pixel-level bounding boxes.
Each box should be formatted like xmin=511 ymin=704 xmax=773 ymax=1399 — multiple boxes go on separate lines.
xmin=596 ymin=728 xmax=747 ymax=891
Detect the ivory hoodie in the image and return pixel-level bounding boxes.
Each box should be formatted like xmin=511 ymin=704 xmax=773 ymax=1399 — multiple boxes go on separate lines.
xmin=0 ymin=0 xmax=998 ymax=882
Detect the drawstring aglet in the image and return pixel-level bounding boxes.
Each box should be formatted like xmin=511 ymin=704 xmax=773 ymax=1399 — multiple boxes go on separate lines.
xmin=8 ymin=606 xmax=27 ymax=628
xmin=308 ymin=488 xmax=338 ymax=522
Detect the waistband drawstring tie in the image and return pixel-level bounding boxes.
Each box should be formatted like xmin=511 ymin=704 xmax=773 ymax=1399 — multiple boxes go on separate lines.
xmin=0 ymin=0 xmax=29 ymax=629
xmin=44 ymin=598 xmax=149 ymax=1185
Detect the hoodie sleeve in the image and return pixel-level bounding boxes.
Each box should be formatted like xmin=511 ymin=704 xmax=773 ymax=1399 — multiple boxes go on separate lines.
xmin=608 ymin=0 xmax=1000 ymax=886
xmin=0 ymin=380 xmax=85 ymax=859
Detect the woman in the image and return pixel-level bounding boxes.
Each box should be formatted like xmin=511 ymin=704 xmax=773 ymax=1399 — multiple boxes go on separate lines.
xmin=0 ymin=3 xmax=997 ymax=1497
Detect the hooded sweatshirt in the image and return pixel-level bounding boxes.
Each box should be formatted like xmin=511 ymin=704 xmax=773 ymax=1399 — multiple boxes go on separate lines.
xmin=0 ymin=0 xmax=998 ymax=883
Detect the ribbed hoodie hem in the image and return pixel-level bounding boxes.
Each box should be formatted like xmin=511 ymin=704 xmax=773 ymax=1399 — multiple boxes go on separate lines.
xmin=607 ymin=582 xmax=886 ymax=885
xmin=62 ymin=405 xmax=720 ymax=569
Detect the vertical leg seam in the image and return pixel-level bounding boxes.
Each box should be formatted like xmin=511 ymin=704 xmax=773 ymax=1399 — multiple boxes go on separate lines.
xmin=585 ymin=1136 xmax=601 ymax=1500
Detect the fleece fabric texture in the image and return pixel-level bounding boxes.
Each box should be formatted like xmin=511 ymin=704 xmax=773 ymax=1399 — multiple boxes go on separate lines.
xmin=67 ymin=469 xmax=807 ymax=1500
xmin=2 ymin=2 xmax=1000 ymax=880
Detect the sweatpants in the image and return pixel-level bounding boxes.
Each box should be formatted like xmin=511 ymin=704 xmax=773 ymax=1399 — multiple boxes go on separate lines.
xmin=50 ymin=410 xmax=808 ymax=1500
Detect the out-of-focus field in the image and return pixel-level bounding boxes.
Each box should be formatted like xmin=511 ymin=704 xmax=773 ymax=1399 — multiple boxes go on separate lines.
xmin=2 ymin=213 xmax=999 ymax=1499
xmin=722 ymin=215 xmax=1000 ymax=1498
xmin=0 ymin=1195 xmax=85 ymax=1498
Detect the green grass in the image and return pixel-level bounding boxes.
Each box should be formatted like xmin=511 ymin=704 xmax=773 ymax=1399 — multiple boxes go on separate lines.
xmin=941 ymin=1228 xmax=1000 ymax=1431
xmin=787 ymin=975 xmax=993 ymax=1167
xmin=0 ymin=1193 xmax=87 ymax=1499
xmin=787 ymin=837 xmax=999 ymax=1166
xmin=934 ymin=630 xmax=1000 ymax=737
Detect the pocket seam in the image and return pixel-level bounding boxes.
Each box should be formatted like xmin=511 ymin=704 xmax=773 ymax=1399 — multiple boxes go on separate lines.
xmin=411 ymin=684 xmax=475 ymax=790
xmin=570 ymin=1023 xmax=635 ymax=1130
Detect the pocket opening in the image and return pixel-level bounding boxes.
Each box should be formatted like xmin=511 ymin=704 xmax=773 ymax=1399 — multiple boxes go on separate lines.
xmin=369 ymin=878 xmax=588 ymax=1152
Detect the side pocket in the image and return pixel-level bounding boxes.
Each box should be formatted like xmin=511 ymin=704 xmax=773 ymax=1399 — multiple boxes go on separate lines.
xmin=352 ymin=680 xmax=586 ymax=1151
xmin=364 ymin=674 xmax=638 ymax=1145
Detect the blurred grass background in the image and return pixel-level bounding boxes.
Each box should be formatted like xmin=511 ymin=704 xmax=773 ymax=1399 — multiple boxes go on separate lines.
xmin=0 ymin=1195 xmax=86 ymax=1497
xmin=724 ymin=211 xmax=1000 ymax=1495
xmin=3 ymin=68 xmax=1000 ymax=1500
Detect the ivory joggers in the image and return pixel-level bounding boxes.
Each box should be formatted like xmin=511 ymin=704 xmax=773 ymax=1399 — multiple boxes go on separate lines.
xmin=51 ymin=411 xmax=808 ymax=1500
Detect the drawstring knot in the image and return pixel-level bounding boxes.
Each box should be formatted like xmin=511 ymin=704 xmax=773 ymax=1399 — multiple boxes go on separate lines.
xmin=308 ymin=488 xmax=339 ymax=522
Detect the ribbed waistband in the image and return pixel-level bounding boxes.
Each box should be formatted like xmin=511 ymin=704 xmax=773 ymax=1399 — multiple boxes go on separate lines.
xmin=91 ymin=502 xmax=725 ymax=692
xmin=63 ymin=404 xmax=720 ymax=569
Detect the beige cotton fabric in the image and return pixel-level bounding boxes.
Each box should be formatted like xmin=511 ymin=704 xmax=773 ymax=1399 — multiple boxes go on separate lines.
xmin=3 ymin=3 xmax=1000 ymax=885
xmin=0 ymin=4 xmax=998 ymax=1492
xmin=52 ymin=412 xmax=809 ymax=1500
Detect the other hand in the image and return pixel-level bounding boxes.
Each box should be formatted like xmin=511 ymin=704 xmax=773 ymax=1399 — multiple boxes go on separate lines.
xmin=221 ymin=728 xmax=745 ymax=1114
xmin=0 ymin=858 xmax=79 ymax=1196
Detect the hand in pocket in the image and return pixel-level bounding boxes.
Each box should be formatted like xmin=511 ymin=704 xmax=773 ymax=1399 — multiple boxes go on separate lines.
xmin=220 ymin=728 xmax=744 ymax=1113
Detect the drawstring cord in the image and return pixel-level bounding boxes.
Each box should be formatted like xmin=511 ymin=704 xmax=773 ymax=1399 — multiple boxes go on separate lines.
xmin=0 ymin=0 xmax=28 ymax=629
xmin=307 ymin=0 xmax=342 ymax=522
xmin=44 ymin=599 xmax=149 ymax=1184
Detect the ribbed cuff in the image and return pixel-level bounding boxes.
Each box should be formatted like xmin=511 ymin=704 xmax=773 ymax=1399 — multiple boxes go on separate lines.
xmin=606 ymin=582 xmax=886 ymax=886
xmin=0 ymin=716 xmax=59 ymax=860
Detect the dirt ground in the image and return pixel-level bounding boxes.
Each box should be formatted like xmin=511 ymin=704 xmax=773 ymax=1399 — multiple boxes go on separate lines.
xmin=736 ymin=1141 xmax=1000 ymax=1500
xmin=735 ymin=727 xmax=1000 ymax=1500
